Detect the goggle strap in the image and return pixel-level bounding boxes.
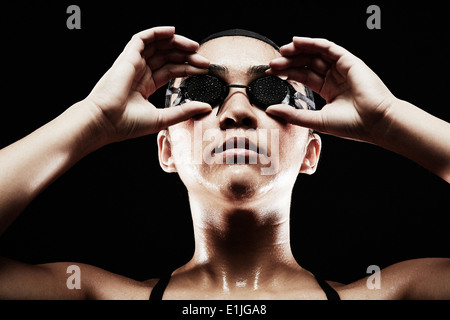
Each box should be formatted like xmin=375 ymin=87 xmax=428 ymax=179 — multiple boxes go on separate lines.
xmin=165 ymin=79 xmax=177 ymax=108
xmin=294 ymin=92 xmax=316 ymax=110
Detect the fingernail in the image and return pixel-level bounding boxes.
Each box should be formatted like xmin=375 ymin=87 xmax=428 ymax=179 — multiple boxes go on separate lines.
xmin=194 ymin=53 xmax=210 ymax=64
xmin=270 ymin=57 xmax=284 ymax=64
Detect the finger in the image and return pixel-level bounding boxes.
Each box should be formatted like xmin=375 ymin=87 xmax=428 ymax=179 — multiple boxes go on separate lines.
xmin=187 ymin=52 xmax=210 ymax=68
xmin=269 ymin=55 xmax=330 ymax=76
xmin=148 ymin=51 xmax=209 ymax=71
xmin=134 ymin=26 xmax=176 ymax=44
xmin=291 ymin=37 xmax=349 ymax=63
xmin=152 ymin=35 xmax=199 ymax=52
xmin=157 ymin=101 xmax=212 ymax=129
xmin=123 ymin=26 xmax=175 ymax=55
xmin=268 ymin=67 xmax=325 ymax=94
xmin=152 ymin=63 xmax=209 ymax=89
xmin=266 ymin=104 xmax=325 ymax=132
xmin=280 ymin=38 xmax=342 ymax=67
xmin=170 ymin=34 xmax=200 ymax=51
xmin=291 ymin=38 xmax=361 ymax=83
xmin=142 ymin=34 xmax=200 ymax=59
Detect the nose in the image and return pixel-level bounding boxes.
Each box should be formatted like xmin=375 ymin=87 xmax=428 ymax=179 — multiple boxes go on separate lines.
xmin=218 ymin=88 xmax=258 ymax=129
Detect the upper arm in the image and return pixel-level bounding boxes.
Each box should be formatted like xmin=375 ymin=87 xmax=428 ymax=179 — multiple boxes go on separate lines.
xmin=395 ymin=258 xmax=450 ymax=299
xmin=0 ymin=256 xmax=154 ymax=300
xmin=0 ymin=257 xmax=89 ymax=299
xmin=337 ymin=258 xmax=450 ymax=300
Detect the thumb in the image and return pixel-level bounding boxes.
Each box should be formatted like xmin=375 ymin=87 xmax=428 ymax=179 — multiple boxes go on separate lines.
xmin=156 ymin=102 xmax=212 ymax=129
xmin=266 ymin=104 xmax=325 ymax=132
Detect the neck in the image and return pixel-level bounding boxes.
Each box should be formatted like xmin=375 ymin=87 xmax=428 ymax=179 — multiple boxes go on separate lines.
xmin=183 ymin=192 xmax=301 ymax=292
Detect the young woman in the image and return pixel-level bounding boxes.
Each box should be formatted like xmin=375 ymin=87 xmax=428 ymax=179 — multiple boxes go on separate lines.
xmin=0 ymin=27 xmax=448 ymax=299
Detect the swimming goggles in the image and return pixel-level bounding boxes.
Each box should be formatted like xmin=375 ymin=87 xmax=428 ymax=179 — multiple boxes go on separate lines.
xmin=165 ymin=74 xmax=315 ymax=113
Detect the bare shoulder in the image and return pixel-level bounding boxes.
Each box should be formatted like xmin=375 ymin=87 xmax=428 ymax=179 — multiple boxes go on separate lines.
xmin=332 ymin=258 xmax=450 ymax=300
xmin=0 ymin=257 xmax=155 ymax=300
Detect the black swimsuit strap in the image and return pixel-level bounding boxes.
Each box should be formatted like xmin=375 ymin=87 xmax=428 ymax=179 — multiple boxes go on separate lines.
xmin=149 ymin=271 xmax=341 ymax=300
xmin=149 ymin=272 xmax=172 ymax=300
xmin=314 ymin=275 xmax=341 ymax=300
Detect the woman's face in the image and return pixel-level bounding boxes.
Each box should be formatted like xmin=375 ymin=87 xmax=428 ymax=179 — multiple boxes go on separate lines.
xmin=158 ymin=36 xmax=320 ymax=203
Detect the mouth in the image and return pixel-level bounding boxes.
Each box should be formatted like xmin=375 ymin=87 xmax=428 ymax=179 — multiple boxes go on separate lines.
xmin=212 ymin=137 xmax=265 ymax=163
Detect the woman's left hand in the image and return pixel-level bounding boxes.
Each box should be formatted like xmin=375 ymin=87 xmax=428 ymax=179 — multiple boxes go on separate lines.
xmin=266 ymin=37 xmax=396 ymax=144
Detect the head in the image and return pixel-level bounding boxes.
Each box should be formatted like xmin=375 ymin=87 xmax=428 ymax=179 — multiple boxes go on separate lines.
xmin=157 ymin=30 xmax=321 ymax=212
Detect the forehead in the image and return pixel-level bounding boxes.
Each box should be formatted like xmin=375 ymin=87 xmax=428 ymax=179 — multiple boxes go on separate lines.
xmin=198 ymin=36 xmax=281 ymax=72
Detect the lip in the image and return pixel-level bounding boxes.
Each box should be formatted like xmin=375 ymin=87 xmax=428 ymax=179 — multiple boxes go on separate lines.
xmin=213 ymin=137 xmax=266 ymax=158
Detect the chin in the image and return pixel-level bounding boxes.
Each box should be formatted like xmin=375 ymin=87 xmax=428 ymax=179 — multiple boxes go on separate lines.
xmin=224 ymin=178 xmax=257 ymax=201
xmin=215 ymin=165 xmax=273 ymax=201
xmin=182 ymin=161 xmax=290 ymax=204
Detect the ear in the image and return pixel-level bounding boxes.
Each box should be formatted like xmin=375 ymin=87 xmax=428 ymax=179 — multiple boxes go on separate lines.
xmin=157 ymin=130 xmax=177 ymax=173
xmin=299 ymin=133 xmax=321 ymax=175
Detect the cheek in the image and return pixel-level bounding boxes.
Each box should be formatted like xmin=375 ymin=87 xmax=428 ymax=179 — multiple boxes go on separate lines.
xmin=171 ymin=111 xmax=225 ymax=158
xmin=277 ymin=126 xmax=309 ymax=169
xmin=167 ymin=123 xmax=195 ymax=167
xmin=168 ymin=120 xmax=216 ymax=177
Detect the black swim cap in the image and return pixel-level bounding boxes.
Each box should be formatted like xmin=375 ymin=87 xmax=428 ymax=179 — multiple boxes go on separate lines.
xmin=200 ymin=29 xmax=280 ymax=51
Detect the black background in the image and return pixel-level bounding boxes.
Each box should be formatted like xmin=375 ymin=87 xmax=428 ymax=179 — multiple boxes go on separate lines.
xmin=0 ymin=0 xmax=449 ymax=287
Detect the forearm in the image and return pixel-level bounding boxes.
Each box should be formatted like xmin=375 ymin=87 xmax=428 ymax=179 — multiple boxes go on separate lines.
xmin=373 ymin=98 xmax=450 ymax=183
xmin=0 ymin=100 xmax=107 ymax=235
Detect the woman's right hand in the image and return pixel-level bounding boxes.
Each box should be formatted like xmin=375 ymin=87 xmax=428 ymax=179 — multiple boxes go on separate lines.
xmin=86 ymin=26 xmax=212 ymax=144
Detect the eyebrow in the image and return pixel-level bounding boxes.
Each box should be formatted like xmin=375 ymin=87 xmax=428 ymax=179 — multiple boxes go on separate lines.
xmin=208 ymin=64 xmax=228 ymax=77
xmin=207 ymin=64 xmax=270 ymax=78
xmin=247 ymin=65 xmax=270 ymax=76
